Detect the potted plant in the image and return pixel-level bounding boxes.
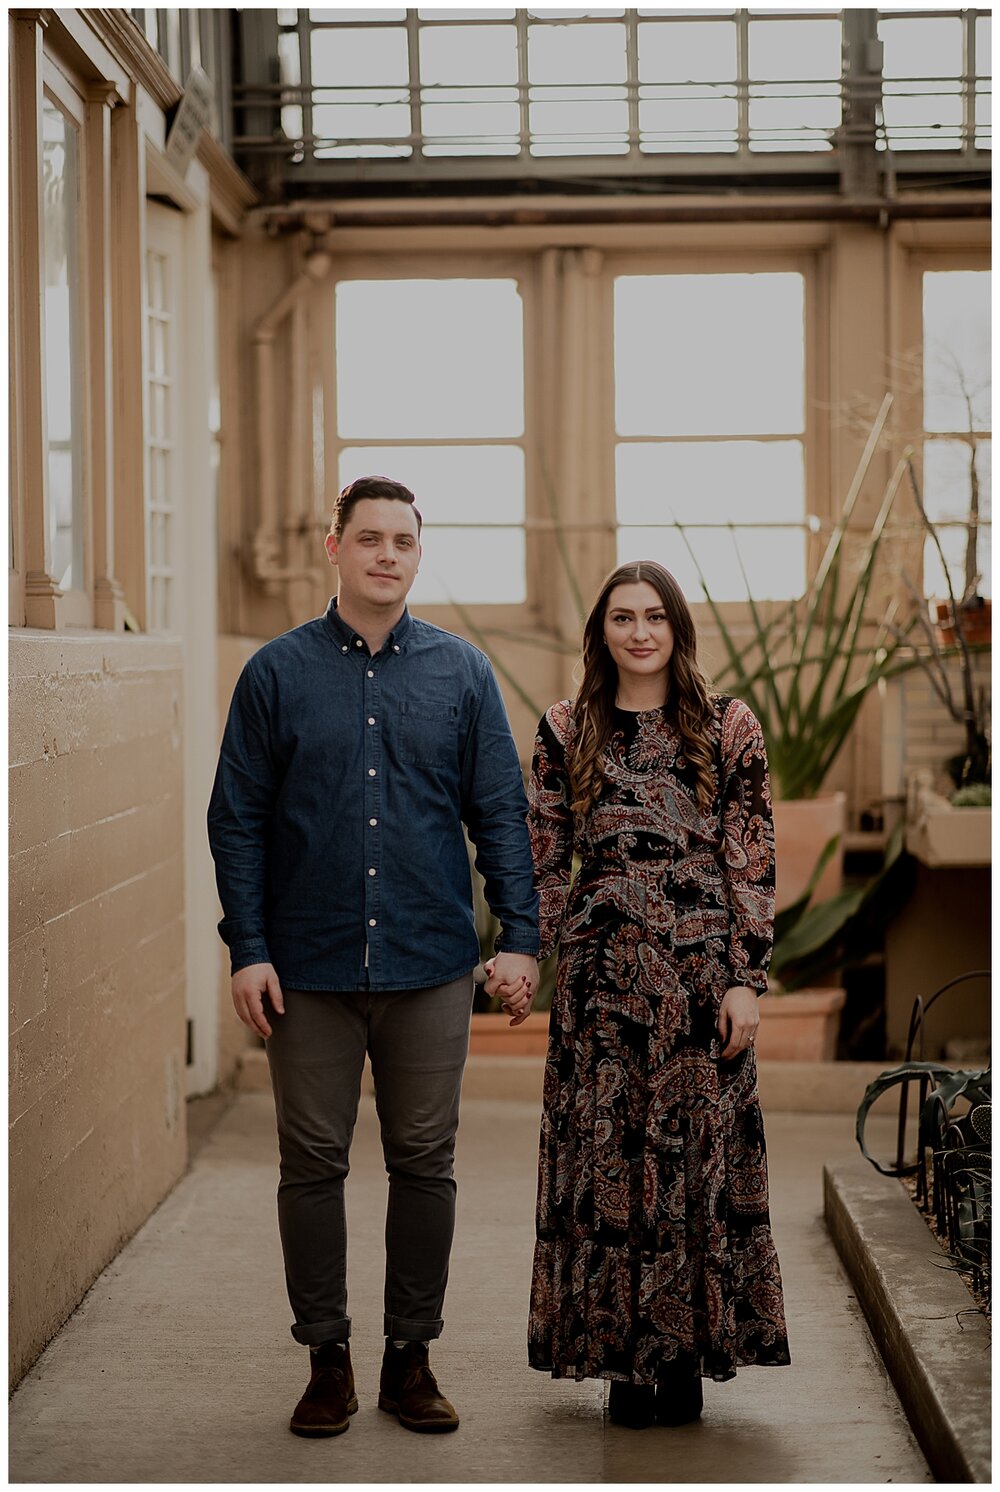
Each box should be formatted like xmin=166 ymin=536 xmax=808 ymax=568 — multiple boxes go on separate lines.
xmin=675 ymin=396 xmax=919 ymax=916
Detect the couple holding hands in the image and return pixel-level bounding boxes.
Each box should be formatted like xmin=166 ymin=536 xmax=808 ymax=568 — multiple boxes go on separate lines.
xmin=208 ymin=474 xmax=789 ymax=1441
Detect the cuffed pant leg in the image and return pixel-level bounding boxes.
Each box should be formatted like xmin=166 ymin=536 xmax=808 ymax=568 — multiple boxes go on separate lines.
xmin=264 ymin=989 xmax=367 ymax=1346
xmin=369 ymin=976 xmax=474 ymax=1342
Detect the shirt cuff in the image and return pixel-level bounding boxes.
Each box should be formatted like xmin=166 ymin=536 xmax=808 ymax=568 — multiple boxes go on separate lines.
xmin=493 ymin=931 xmax=541 ymax=958
xmin=229 ymin=937 xmax=271 ymax=976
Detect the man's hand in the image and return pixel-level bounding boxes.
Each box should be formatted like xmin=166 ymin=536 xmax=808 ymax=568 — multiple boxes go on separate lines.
xmin=232 ymin=963 xmax=285 ymax=1038
xmin=483 ymin=952 xmax=539 ymax=1027
xmin=717 ymin=985 xmax=760 ymax=1060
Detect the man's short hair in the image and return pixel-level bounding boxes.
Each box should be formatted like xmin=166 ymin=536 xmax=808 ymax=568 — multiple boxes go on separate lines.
xmin=331 ymin=476 xmax=423 ymax=541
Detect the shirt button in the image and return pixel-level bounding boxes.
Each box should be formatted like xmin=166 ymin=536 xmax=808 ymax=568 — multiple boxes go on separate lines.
xmin=369 ymin=817 xmax=377 ymax=826
xmin=355 ymin=639 xmax=363 ymax=648
xmin=392 ymin=644 xmax=400 ymax=653
xmin=367 ymin=670 xmax=374 ymax=679
xmin=367 ymin=717 xmax=375 ymax=726
xmin=368 ymin=768 xmax=376 ymax=777
xmin=369 ymin=918 xmax=377 ymax=927
xmin=368 ymin=867 xmax=376 ymax=876
xmin=341 ymin=645 xmax=348 ymax=653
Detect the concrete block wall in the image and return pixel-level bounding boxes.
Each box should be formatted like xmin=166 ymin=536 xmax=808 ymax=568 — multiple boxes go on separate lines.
xmin=8 ymin=633 xmax=188 ymax=1387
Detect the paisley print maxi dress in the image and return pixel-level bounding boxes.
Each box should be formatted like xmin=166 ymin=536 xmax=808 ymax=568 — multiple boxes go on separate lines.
xmin=527 ymin=694 xmax=790 ymax=1386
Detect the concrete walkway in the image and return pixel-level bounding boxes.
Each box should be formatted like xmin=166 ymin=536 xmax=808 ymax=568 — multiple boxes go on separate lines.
xmin=9 ymin=1089 xmax=930 ymax=1484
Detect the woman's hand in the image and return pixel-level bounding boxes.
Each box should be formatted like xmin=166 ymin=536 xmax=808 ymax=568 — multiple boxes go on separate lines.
xmin=717 ymin=985 xmax=760 ymax=1060
xmin=482 ymin=956 xmax=537 ymax=1026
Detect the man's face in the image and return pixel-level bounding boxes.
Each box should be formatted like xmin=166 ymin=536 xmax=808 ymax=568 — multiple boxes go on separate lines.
xmin=324 ymin=497 xmax=421 ymax=611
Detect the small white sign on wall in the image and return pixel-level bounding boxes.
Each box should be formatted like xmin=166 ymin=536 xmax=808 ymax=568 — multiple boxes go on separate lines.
xmin=164 ymin=66 xmax=214 ymax=178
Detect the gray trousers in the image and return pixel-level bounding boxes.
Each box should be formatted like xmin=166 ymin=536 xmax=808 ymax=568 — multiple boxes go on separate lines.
xmin=264 ymin=976 xmax=474 ymax=1347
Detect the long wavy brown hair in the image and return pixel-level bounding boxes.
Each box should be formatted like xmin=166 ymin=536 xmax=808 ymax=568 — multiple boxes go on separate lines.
xmin=568 ymin=561 xmax=716 ymax=821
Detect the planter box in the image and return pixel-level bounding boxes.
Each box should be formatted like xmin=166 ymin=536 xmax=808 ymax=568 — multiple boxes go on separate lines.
xmin=469 ymin=1011 xmax=550 ymax=1057
xmin=773 ymin=792 xmax=847 ymax=912
xmin=756 ymin=987 xmax=846 ymax=1062
xmin=905 ymin=772 xmax=991 ymax=867
xmin=933 ymin=597 xmax=991 ymax=648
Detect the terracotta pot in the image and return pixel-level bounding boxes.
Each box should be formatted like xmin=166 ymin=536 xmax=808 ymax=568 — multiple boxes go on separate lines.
xmin=468 ymin=1011 xmax=550 ymax=1056
xmin=755 ymin=987 xmax=846 ymax=1062
xmin=933 ymin=598 xmax=992 ymax=647
xmin=772 ymin=792 xmax=847 ymax=913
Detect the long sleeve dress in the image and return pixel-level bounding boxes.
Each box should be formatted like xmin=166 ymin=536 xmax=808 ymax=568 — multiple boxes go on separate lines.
xmin=527 ymin=694 xmax=790 ymax=1386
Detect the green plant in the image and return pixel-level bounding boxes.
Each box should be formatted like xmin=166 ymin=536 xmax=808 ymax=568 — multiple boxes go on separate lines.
xmin=856 ymin=1061 xmax=991 ymax=1301
xmin=770 ymin=819 xmax=915 ymax=992
xmin=891 ymin=454 xmax=991 ymax=790
xmin=674 ymin=397 xmax=920 ymax=801
xmin=950 ymin=782 xmax=991 ymax=808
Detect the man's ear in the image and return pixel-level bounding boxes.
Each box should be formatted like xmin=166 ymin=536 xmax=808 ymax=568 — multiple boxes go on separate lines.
xmin=324 ymin=532 xmax=338 ymax=567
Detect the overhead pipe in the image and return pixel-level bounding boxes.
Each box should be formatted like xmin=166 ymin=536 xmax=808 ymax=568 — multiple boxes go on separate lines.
xmin=252 ymin=235 xmax=332 ymax=589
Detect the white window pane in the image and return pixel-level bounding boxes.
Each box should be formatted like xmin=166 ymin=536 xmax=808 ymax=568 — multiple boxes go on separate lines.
xmin=420 ymin=9 xmax=516 ymax=19
xmin=976 ymin=17 xmax=991 ymax=78
xmin=315 ymin=142 xmax=412 ymax=159
xmin=637 ymin=20 xmax=736 ymax=83
xmin=924 ymin=440 xmax=991 ymax=526
xmin=748 ymin=19 xmax=841 ymax=82
xmin=923 ymin=527 xmax=992 ymax=603
xmin=411 ymin=527 xmax=526 ymax=604
xmin=338 ymin=446 xmax=525 ymax=524
xmin=881 ymin=84 xmax=963 ymax=151
xmin=923 ymin=271 xmax=991 ymax=434
xmin=336 ymin=280 xmax=524 ymax=439
xmin=749 ymin=87 xmax=839 ymax=151
xmin=421 ymin=94 xmax=520 ymax=149
xmin=616 ymin=440 xmax=804 ymax=526
xmin=616 ymin=525 xmax=806 ymax=602
xmin=313 ymin=95 xmax=410 ymax=141
xmin=975 ymin=87 xmax=991 ymax=151
xmin=922 ymin=438 xmax=991 ymax=601
xmin=311 ymin=10 xmax=406 ymax=23
xmin=311 ymin=26 xmax=409 ymax=87
xmin=615 ymin=274 xmax=804 ymax=437
xmin=879 ymin=17 xmax=962 ymax=80
xmin=420 ymin=24 xmax=518 ymax=85
xmin=639 ymin=93 xmax=738 ymax=152
xmin=278 ymin=31 xmax=301 ymax=85
xmin=528 ymin=22 xmax=627 ymax=84
xmin=529 ymin=95 xmax=629 ymax=151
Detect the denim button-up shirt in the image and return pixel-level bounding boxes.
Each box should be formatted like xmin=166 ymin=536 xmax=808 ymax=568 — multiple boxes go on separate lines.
xmin=207 ymin=600 xmax=539 ymax=991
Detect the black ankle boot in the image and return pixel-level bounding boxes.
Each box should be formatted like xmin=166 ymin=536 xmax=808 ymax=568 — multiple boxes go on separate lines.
xmin=608 ymin=1380 xmax=656 ymax=1429
xmin=655 ymin=1356 xmax=703 ymax=1426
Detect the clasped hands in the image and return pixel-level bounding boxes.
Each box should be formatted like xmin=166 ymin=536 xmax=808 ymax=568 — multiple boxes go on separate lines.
xmin=480 ymin=952 xmax=539 ymax=1027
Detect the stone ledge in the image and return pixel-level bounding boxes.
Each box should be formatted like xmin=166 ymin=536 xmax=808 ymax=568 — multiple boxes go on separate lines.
xmin=824 ymin=1160 xmax=990 ymax=1484
xmin=236 ymin=1049 xmax=896 ymax=1112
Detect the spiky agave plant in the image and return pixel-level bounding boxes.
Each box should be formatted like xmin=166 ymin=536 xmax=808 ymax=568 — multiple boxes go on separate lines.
xmin=675 ymin=395 xmax=921 ymax=801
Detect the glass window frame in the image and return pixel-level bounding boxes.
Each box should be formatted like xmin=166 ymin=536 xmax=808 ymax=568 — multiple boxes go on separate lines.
xmin=318 ymin=252 xmax=539 ymax=613
xmin=914 ymin=252 xmax=992 ymax=602
xmin=39 ymin=53 xmax=93 ymax=628
xmin=603 ymin=246 xmax=822 ymax=607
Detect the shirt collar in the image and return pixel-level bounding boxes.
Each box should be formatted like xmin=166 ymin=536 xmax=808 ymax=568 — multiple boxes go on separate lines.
xmin=325 ymin=597 xmax=412 ymax=656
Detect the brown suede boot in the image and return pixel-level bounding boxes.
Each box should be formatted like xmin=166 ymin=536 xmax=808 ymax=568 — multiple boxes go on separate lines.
xmin=377 ymin=1341 xmax=460 ymax=1433
xmin=289 ymin=1342 xmax=359 ymax=1437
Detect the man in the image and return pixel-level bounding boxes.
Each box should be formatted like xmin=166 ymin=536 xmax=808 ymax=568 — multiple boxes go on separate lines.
xmin=208 ymin=476 xmax=539 ymax=1438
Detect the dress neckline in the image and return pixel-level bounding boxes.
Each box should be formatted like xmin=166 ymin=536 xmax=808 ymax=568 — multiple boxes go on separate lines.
xmin=613 ymin=702 xmax=667 ymax=718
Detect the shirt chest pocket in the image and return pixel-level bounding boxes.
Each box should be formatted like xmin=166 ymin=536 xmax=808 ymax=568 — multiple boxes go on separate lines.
xmin=399 ymin=701 xmax=459 ymax=768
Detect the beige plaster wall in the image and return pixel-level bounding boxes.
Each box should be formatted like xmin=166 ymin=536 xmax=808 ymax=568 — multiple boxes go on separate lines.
xmin=9 ymin=632 xmax=188 ymax=1388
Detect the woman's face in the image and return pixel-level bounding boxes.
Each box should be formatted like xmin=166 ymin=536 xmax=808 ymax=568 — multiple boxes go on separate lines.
xmin=603 ymin=581 xmax=675 ymax=685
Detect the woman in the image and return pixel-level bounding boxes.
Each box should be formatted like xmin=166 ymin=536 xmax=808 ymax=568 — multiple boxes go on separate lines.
xmin=524 ymin=560 xmax=790 ymax=1429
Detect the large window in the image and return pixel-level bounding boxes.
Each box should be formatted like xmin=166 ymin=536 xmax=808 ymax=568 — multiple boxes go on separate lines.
xmin=248 ymin=8 xmax=991 ymax=177
xmin=922 ymin=269 xmax=991 ymax=599
xmin=878 ymin=9 xmax=990 ymax=152
xmin=334 ymin=277 xmax=527 ymax=603
xmin=41 ymin=89 xmax=84 ymax=596
xmin=614 ymin=271 xmax=806 ymax=600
